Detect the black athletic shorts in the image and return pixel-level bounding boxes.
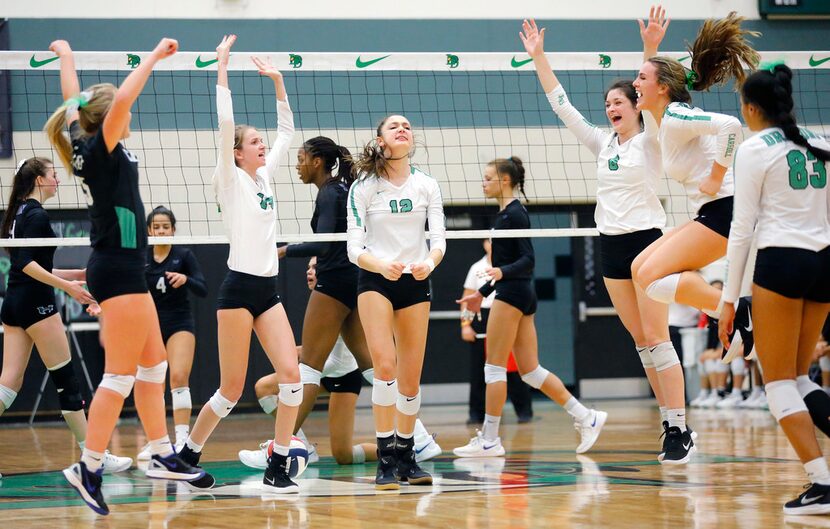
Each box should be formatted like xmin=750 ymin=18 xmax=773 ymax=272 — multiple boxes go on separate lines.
xmin=357 ymin=270 xmax=431 ymax=310
xmin=321 ymin=368 xmax=363 ymax=395
xmin=494 ymin=279 xmax=537 ymax=316
xmin=754 ymin=246 xmax=830 ymax=303
xmin=599 ymin=228 xmax=663 ymax=280
xmin=693 ymin=196 xmax=734 ymax=239
xmin=158 ymin=310 xmax=196 ymax=344
xmin=314 ymin=267 xmax=358 ymax=310
xmin=86 ymin=249 xmax=148 ymax=303
xmin=216 ymin=270 xmax=281 ymax=317
xmin=1 ymin=283 xmax=58 ymax=329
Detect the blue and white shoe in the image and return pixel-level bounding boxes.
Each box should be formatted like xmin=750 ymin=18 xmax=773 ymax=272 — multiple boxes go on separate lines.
xmin=453 ymin=431 xmax=505 ymax=458
xmin=575 ymin=409 xmax=607 ymax=454
xmin=63 ymin=462 xmax=108 ymax=515
xmin=146 ymin=452 xmax=205 ymax=481
xmin=414 ymin=433 xmax=442 ymax=462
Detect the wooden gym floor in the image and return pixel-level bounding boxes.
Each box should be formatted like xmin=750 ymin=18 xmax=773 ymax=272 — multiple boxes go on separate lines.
xmin=0 ymin=399 xmax=826 ymax=528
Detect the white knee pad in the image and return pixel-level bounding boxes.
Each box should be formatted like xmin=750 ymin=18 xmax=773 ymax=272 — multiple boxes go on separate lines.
xmin=730 ymin=358 xmax=746 ymax=377
xmin=0 ymin=384 xmax=18 ymax=409
xmin=649 ymin=342 xmax=680 ymax=372
xmin=99 ymin=373 xmax=135 ymax=398
xmin=299 ymin=363 xmax=322 ymax=386
xmin=766 ymin=379 xmax=808 ymax=421
xmin=714 ymin=361 xmax=729 ymax=374
xmin=637 ymin=346 xmax=655 ymax=369
xmin=208 ymin=390 xmax=237 ymax=418
xmin=521 ymin=365 xmax=550 ymax=389
xmin=645 ymin=274 xmax=681 ymax=304
xmin=396 ymin=390 xmax=421 ymax=416
xmin=278 ymin=382 xmax=303 ymax=407
xmin=258 ymin=395 xmax=278 ymax=415
xmin=703 ymin=359 xmax=717 ymax=373
xmin=362 ymin=368 xmax=374 ymax=384
xmin=136 ymin=361 xmax=168 ymax=384
xmin=171 ymin=387 xmax=192 ymax=410
xmin=372 ymin=378 xmax=397 ymax=406
xmin=484 ymin=363 xmax=507 ymax=384
xmin=796 ymin=375 xmax=823 ymax=398
xmin=821 ymin=356 xmax=830 ymax=372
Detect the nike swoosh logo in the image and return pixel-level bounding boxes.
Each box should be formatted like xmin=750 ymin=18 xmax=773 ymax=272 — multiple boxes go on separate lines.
xmin=745 ymin=319 xmax=752 ymax=332
xmin=355 ymin=55 xmax=390 ymax=68
xmin=291 ymin=388 xmax=301 ymax=393
xmin=406 ymin=397 xmax=416 ymax=402
xmin=810 ymin=55 xmax=830 ymax=67
xmin=482 ymin=443 xmax=497 ymax=450
xmin=30 ymin=55 xmax=60 ymax=68
xmin=386 ymin=381 xmax=395 ymax=386
xmin=414 ymin=442 xmax=432 ymax=454
xmin=195 ymin=56 xmax=219 ymax=68
xmin=678 ymin=56 xmax=691 ymax=63
xmin=591 ymin=415 xmax=597 ymax=427
xmin=682 ymin=441 xmax=692 ymax=450
xmin=333 ymin=383 xmax=341 ymax=387
xmin=802 ymin=495 xmax=823 ymax=505
xmin=265 ymin=476 xmax=275 ymax=485
xmin=510 ymin=56 xmax=533 ymax=68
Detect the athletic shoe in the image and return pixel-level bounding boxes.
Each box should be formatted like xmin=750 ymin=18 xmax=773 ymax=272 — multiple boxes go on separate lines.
xmin=658 ymin=422 xmax=698 ymax=462
xmin=102 ymin=451 xmax=133 ymax=473
xmin=453 ymin=431 xmax=506 ymax=458
xmin=689 ymin=391 xmax=710 ymax=408
xmin=397 ymin=446 xmax=432 ymax=485
xmin=262 ymin=453 xmax=299 ymax=494
xmin=739 ymin=391 xmax=761 ymax=408
xmin=783 ymin=482 xmax=830 ymax=515
xmin=177 ymin=444 xmax=215 ymax=489
xmin=661 ymin=426 xmax=696 ymax=465
xmin=716 ymin=393 xmax=743 ymax=409
xmin=137 ymin=443 xmax=152 ymax=462
xmin=414 ymin=433 xmax=442 ymax=462
xmin=699 ymin=393 xmax=723 ymax=408
xmin=575 ymin=409 xmax=607 ymax=454
xmin=375 ymin=451 xmax=399 ymax=490
xmin=307 ymin=443 xmax=319 ymax=464
xmin=63 ymin=462 xmax=108 ymax=515
xmin=146 ymin=453 xmax=205 ymax=481
xmin=239 ymin=442 xmax=269 ymax=470
xmin=752 ymin=392 xmax=769 ymax=410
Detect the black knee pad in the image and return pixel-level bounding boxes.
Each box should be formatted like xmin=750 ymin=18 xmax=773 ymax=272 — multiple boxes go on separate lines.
xmin=321 ymin=369 xmax=363 ymax=395
xmin=50 ymin=363 xmax=85 ymax=412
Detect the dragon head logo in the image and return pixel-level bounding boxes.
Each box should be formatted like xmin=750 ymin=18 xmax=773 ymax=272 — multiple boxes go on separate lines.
xmin=126 ymin=54 xmax=141 ymax=69
xmin=598 ymin=54 xmax=612 ymax=69
xmin=289 ymin=54 xmax=303 ymax=69
xmin=446 ymin=54 xmax=459 ymax=69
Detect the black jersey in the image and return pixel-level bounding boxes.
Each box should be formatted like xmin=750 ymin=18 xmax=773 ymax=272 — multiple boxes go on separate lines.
xmin=70 ymin=122 xmax=147 ymax=252
xmin=284 ymin=180 xmax=351 ymax=273
xmin=480 ymin=199 xmax=535 ymax=297
xmin=146 ymin=246 xmax=207 ymax=314
xmin=7 ymin=199 xmax=56 ymax=287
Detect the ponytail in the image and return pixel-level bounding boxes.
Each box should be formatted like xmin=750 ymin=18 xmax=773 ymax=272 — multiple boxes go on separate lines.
xmin=302 ymin=136 xmax=355 ymax=186
xmin=351 ymin=115 xmax=415 ymax=180
xmin=489 ymin=156 xmax=528 ymax=201
xmin=1 ymin=157 xmax=52 ymax=238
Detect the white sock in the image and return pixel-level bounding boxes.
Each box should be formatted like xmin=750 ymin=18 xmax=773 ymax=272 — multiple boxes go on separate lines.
xmin=82 ymin=448 xmax=105 ymax=473
xmin=185 ymin=437 xmax=204 ymax=453
xmin=659 ymin=406 xmax=668 ymax=423
xmin=174 ymin=425 xmax=189 ymax=446
xmin=731 ymin=388 xmax=742 ymax=397
xmin=805 ymin=457 xmax=830 ymax=485
xmin=667 ymin=409 xmax=686 ymax=432
xmin=149 ymin=436 xmax=175 ymax=457
xmin=482 ymin=414 xmax=501 ymax=441
xmin=376 ymin=430 xmax=395 ymax=439
xmin=272 ymin=443 xmax=289 ymax=457
xmin=565 ymin=397 xmax=591 ymax=422
xmin=352 ymin=444 xmax=366 ymax=464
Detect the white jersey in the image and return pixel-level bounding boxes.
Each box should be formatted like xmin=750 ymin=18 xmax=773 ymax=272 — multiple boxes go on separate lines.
xmin=668 ymin=303 xmax=699 ymax=328
xmin=212 ymin=85 xmax=294 ymax=277
xmin=321 ymin=339 xmax=359 ymax=379
xmin=659 ymin=102 xmax=742 ymax=213
xmin=346 ymin=167 xmax=446 ymax=268
xmin=723 ymin=127 xmax=830 ymax=303
xmin=463 ymin=256 xmax=496 ymax=309
xmin=547 ymin=86 xmax=666 ymax=235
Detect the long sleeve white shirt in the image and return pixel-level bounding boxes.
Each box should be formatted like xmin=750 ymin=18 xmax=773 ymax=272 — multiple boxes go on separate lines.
xmin=547 ymin=85 xmax=666 ymax=235
xmin=659 ymin=102 xmax=742 ymax=213
xmin=722 ymin=127 xmax=830 ymax=303
xmin=212 ymin=85 xmax=294 ymax=277
xmin=346 ymin=167 xmax=446 ymax=268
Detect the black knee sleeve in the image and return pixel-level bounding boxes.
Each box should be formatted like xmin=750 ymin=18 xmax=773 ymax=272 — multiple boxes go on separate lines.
xmin=321 ymin=369 xmax=363 ymax=395
xmin=50 ymin=363 xmax=85 ymax=412
xmin=804 ymin=389 xmax=830 ymax=438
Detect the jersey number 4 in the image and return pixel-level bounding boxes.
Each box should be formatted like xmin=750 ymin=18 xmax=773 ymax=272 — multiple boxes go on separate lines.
xmin=155 ymin=277 xmax=167 ymax=294
xmin=389 ymin=199 xmax=413 ymax=213
xmin=787 ymin=150 xmax=827 ymax=190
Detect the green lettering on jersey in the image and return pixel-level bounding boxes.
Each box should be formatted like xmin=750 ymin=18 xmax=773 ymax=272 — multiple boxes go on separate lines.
xmin=114 ymin=206 xmax=137 ymax=249
xmin=257 ymin=193 xmax=274 ymax=210
xmin=608 ymin=155 xmax=619 ymax=171
xmin=787 ymin=149 xmax=827 ymax=190
xmin=389 ymin=198 xmax=413 ymax=213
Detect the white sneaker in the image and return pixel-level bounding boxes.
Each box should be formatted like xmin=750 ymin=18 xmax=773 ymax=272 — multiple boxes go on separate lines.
xmin=739 ymin=391 xmax=760 ymax=408
xmin=716 ymin=393 xmax=743 ymax=409
xmin=239 ymin=441 xmax=269 ymax=470
xmin=699 ymin=393 xmax=723 ymax=408
xmin=453 ymin=431 xmax=505 ymax=458
xmin=137 ymin=443 xmax=152 ymax=462
xmin=102 ymin=450 xmax=133 ymax=473
xmin=306 ymin=443 xmax=319 ymax=464
xmin=575 ymin=410 xmax=607 ymax=454
xmin=414 ymin=434 xmax=442 ymax=462
xmin=689 ymin=391 xmax=710 ymax=408
xmin=752 ymin=392 xmax=768 ymax=410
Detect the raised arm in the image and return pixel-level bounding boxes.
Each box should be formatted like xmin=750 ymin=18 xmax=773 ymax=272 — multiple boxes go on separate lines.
xmin=254 ymin=56 xmax=295 ymax=180
xmin=214 ymin=35 xmax=238 ymax=189
xmin=49 ymin=40 xmax=81 ymax=123
xmin=102 ymin=37 xmax=177 ymax=153
xmin=520 ymin=19 xmax=559 ymax=94
xmin=639 ymin=5 xmax=670 ymax=61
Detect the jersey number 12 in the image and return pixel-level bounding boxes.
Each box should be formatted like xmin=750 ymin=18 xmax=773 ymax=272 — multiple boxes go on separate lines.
xmin=389 ymin=199 xmax=413 ymax=213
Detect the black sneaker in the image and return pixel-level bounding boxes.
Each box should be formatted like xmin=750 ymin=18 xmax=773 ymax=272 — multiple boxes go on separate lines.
xmin=661 ymin=426 xmax=696 ymax=465
xmin=177 ymin=444 xmax=215 ymax=489
xmin=375 ymin=435 xmax=400 ymax=490
xmin=262 ymin=452 xmax=299 ymax=494
xmin=783 ymin=482 xmax=830 ymax=515
xmin=396 ymin=436 xmax=432 ymax=485
xmin=658 ymin=422 xmax=698 ymax=461
xmin=146 ymin=452 xmax=205 ymax=481
xmin=63 ymin=462 xmax=108 ymax=515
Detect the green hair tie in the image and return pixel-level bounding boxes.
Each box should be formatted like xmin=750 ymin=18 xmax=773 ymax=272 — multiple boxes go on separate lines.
xmin=760 ymin=60 xmax=786 ymax=73
xmin=685 ymin=70 xmax=699 ymax=91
